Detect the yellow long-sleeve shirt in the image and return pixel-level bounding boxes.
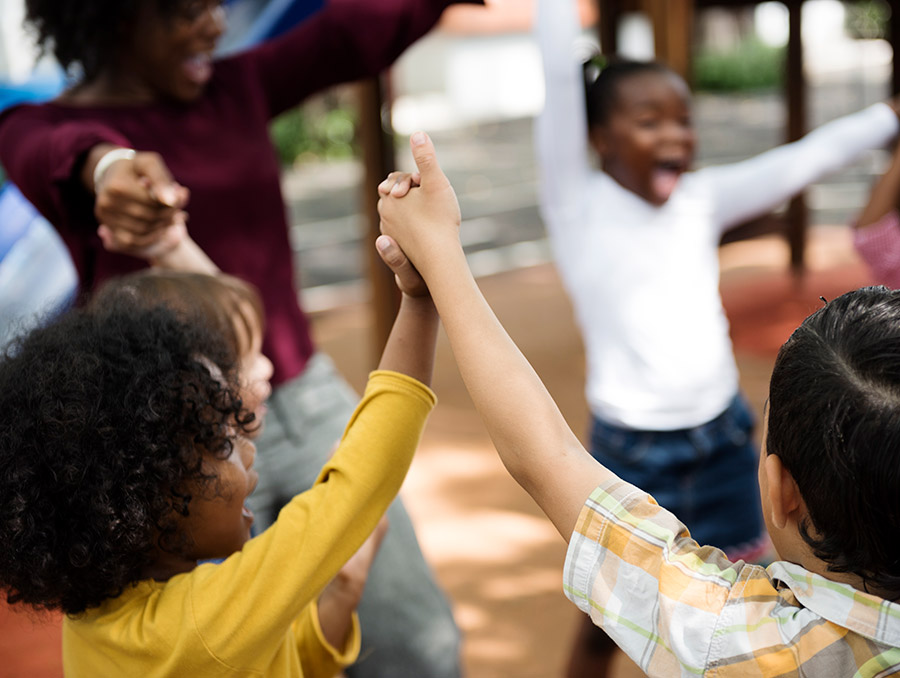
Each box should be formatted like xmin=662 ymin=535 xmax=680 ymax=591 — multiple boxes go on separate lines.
xmin=62 ymin=371 xmax=436 ymax=677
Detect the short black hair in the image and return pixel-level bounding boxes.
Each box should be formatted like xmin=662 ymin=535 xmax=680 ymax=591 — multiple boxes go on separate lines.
xmin=24 ymin=0 xmax=182 ymax=82
xmin=0 ymin=298 xmax=250 ymax=615
xmin=767 ymin=286 xmax=900 ymax=597
xmin=583 ymin=57 xmax=674 ymax=129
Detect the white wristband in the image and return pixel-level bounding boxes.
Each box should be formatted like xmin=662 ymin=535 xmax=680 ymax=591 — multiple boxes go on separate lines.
xmin=92 ymin=148 xmax=136 ymax=192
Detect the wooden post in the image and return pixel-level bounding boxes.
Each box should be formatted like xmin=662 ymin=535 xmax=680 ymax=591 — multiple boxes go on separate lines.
xmin=357 ymin=76 xmax=401 ymax=363
xmin=597 ymin=0 xmax=620 ymax=55
xmin=785 ymin=0 xmax=807 ymax=273
xmin=649 ymin=0 xmax=694 ymax=81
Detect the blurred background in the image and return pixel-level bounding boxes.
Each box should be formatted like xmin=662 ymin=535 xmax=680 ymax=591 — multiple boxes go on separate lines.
xmin=0 ymin=1 xmax=895 ymax=676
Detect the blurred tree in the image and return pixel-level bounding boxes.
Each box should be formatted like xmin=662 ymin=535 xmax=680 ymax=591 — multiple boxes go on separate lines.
xmin=269 ymin=91 xmax=359 ymax=166
xmin=693 ymin=38 xmax=784 ymax=92
xmin=845 ymin=0 xmax=890 ymax=40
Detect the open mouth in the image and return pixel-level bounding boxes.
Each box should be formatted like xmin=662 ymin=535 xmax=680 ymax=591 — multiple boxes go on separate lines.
xmin=242 ymin=504 xmax=255 ymax=523
xmin=183 ymin=54 xmax=213 ymax=86
xmin=651 ymin=159 xmax=686 ymax=202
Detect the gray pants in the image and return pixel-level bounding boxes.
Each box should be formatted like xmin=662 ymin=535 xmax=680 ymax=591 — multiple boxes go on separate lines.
xmin=247 ymin=353 xmax=462 ymax=678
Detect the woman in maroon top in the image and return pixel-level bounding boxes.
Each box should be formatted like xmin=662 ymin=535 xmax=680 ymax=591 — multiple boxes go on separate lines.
xmin=0 ymin=1 xmax=476 ymax=675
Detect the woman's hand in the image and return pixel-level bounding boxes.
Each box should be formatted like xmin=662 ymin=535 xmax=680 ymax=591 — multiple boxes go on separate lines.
xmin=86 ymin=145 xmax=190 ymax=257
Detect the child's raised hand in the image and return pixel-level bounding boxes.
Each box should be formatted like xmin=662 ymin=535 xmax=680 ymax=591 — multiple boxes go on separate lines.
xmin=375 ymin=235 xmax=429 ymax=298
xmin=97 ymin=213 xmax=187 ymax=261
xmin=377 ymin=132 xmax=461 ymax=274
xmin=378 ymin=171 xmax=421 ymax=198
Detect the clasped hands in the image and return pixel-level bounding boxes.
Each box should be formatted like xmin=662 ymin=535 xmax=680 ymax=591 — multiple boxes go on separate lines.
xmin=375 ymin=132 xmax=462 ymax=293
xmin=93 ymin=149 xmax=190 ymax=260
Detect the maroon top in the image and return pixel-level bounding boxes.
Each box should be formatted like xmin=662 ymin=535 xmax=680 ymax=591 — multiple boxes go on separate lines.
xmin=0 ymin=0 xmax=473 ymax=386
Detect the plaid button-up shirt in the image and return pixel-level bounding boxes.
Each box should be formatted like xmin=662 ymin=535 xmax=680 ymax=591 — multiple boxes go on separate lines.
xmin=565 ymin=480 xmax=900 ymax=677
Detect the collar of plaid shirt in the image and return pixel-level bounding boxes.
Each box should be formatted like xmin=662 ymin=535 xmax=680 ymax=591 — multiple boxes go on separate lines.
xmin=768 ymin=561 xmax=900 ymax=648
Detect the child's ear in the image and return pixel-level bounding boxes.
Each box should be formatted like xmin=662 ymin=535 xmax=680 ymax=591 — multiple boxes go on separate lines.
xmin=764 ymin=454 xmax=803 ymax=530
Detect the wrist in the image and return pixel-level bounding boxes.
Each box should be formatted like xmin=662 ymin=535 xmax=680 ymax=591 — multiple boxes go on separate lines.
xmin=91 ymin=147 xmax=136 ymax=193
xmin=412 ymin=235 xmax=464 ymax=275
xmin=400 ymin=292 xmax=436 ymax=312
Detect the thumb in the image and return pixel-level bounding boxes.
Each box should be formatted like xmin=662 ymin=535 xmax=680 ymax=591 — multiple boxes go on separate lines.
xmin=409 ymin=132 xmax=448 ymax=189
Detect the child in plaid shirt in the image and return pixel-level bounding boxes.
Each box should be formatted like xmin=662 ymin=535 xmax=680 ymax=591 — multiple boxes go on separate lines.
xmin=377 ymin=132 xmax=900 ymax=677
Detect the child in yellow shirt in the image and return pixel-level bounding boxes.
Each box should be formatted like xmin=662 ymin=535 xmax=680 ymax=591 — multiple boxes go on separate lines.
xmin=0 ymin=244 xmax=438 ymax=677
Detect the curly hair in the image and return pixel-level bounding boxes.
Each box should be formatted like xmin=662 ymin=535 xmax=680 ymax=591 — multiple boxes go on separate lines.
xmin=767 ymin=286 xmax=900 ymax=598
xmin=24 ymin=0 xmax=183 ymax=82
xmin=0 ymin=298 xmax=249 ymax=615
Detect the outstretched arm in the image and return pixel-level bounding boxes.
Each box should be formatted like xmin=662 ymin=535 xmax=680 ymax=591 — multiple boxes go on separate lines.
xmin=0 ymin=108 xmax=188 ymax=254
xmin=378 ymin=133 xmax=612 ymax=540
xmin=247 ymin=0 xmax=485 ymax=118
xmin=707 ymin=100 xmax=900 ymax=234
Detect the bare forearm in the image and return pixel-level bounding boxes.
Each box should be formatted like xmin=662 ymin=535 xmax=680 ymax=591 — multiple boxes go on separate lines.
xmin=315 ymin=588 xmax=356 ymax=652
xmin=377 ymin=294 xmax=439 ymax=386
xmin=150 ymin=235 xmax=219 ymax=274
xmin=422 ymin=247 xmax=610 ymax=539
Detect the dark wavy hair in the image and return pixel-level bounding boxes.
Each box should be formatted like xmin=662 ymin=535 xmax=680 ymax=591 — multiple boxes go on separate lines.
xmin=24 ymin=0 xmax=183 ymax=82
xmin=0 ymin=298 xmax=250 ymax=615
xmin=767 ymin=286 xmax=900 ymax=598
xmin=583 ymin=57 xmax=674 ymax=129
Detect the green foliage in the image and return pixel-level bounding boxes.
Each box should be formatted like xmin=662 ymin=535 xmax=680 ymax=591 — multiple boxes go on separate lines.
xmin=693 ymin=39 xmax=784 ymax=92
xmin=844 ymin=0 xmax=890 ymax=40
xmin=269 ymin=104 xmax=358 ymax=166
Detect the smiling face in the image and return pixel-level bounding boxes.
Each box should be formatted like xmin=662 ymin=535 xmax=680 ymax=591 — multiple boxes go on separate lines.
xmin=181 ymin=434 xmax=259 ymax=560
xmin=590 ymin=70 xmax=696 ymax=205
xmin=118 ymin=0 xmax=226 ymax=103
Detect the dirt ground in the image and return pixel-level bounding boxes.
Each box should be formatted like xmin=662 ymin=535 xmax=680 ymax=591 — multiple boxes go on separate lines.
xmin=0 ymin=228 xmax=878 ymax=677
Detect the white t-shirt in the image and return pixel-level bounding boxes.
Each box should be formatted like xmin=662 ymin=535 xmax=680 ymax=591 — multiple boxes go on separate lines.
xmin=535 ymin=0 xmax=900 ymax=430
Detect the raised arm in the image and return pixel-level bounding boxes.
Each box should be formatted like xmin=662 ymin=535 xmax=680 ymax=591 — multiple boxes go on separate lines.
xmin=378 ymin=133 xmax=611 ymax=539
xmin=534 ymin=0 xmax=593 ymax=233
xmin=857 ymin=138 xmax=900 ymax=229
xmin=706 ymin=102 xmax=900 ymax=234
xmin=851 ymin=105 xmax=900 ymax=287
xmin=244 ymin=0 xmax=484 ymax=118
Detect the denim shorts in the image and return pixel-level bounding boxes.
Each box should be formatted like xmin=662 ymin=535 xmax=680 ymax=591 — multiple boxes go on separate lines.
xmin=589 ymin=394 xmax=765 ymax=555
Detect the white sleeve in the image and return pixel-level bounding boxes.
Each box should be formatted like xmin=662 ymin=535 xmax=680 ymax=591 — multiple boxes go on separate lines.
xmin=534 ymin=0 xmax=592 ymax=238
xmin=703 ymin=102 xmax=900 ymax=234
